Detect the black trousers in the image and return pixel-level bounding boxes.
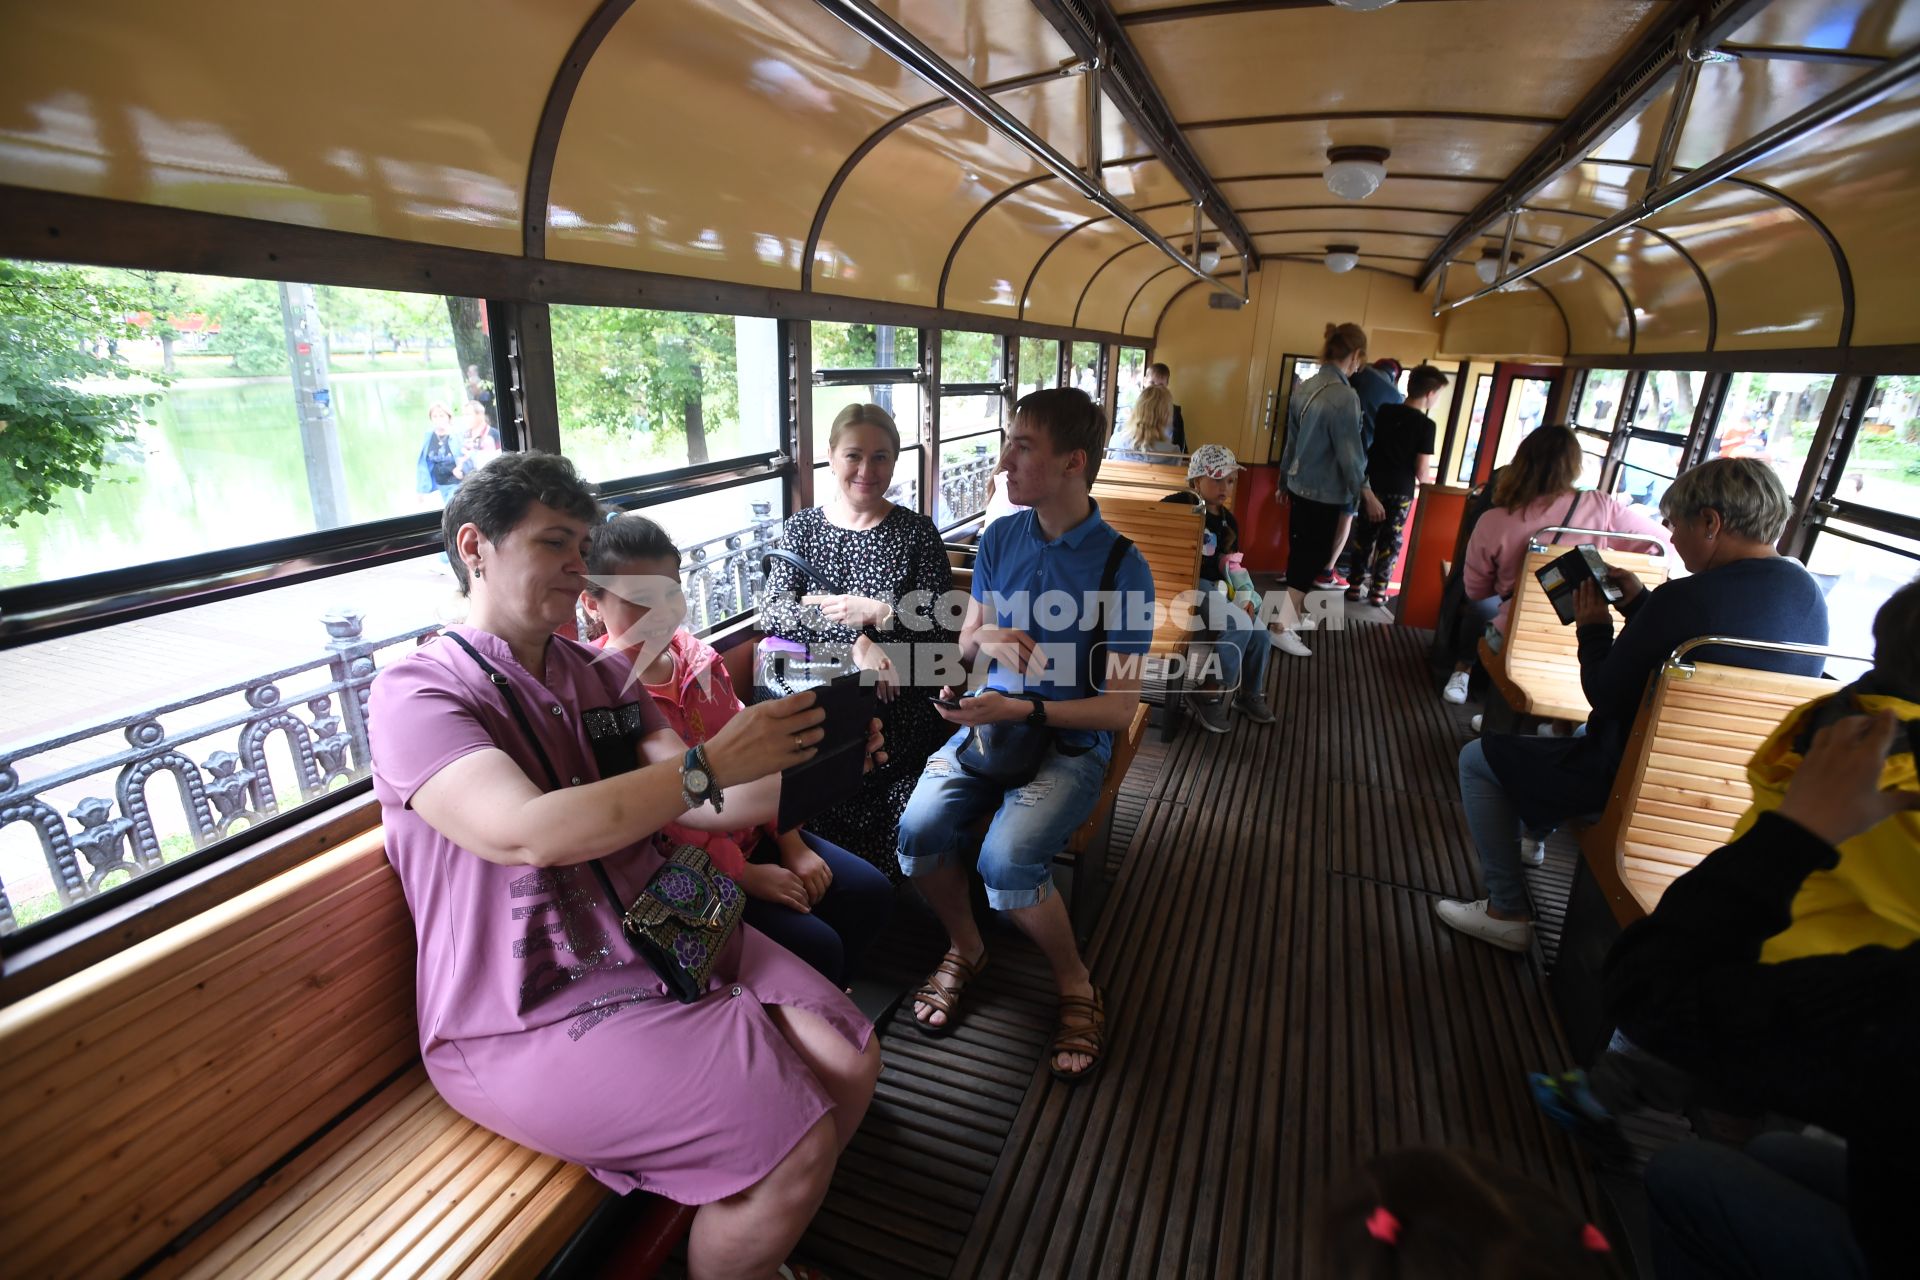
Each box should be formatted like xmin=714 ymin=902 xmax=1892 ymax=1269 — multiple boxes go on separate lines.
xmin=1285 ymin=491 xmax=1345 ymax=593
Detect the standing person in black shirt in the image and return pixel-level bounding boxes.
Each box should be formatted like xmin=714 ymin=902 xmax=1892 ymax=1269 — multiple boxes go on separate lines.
xmin=1343 ymin=364 xmax=1446 ymax=607
xmin=1148 ymin=362 xmax=1187 ymax=453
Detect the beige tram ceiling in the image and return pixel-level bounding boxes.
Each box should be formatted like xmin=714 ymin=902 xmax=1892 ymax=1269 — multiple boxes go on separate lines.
xmin=0 ymin=0 xmax=1914 ymax=349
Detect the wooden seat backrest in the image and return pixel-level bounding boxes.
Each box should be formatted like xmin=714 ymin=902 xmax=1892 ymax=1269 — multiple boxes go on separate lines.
xmin=0 ymin=831 xmax=418 ymax=1279
xmin=1582 ymin=660 xmax=1830 ymax=925
xmin=1092 ymin=493 xmax=1205 ymax=659
xmin=1501 ymin=545 xmax=1670 ymax=721
xmin=1096 ymin=458 xmax=1189 ymax=494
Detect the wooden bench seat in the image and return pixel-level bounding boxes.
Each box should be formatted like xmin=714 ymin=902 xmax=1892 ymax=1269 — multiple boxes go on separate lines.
xmin=0 ymin=829 xmax=643 ymax=1280
xmin=1090 ymin=493 xmax=1207 ymax=740
xmin=1481 ymin=545 xmax=1669 ymax=724
xmin=1579 ymin=659 xmax=1835 ymax=925
xmin=1094 ymin=458 xmax=1189 ymax=496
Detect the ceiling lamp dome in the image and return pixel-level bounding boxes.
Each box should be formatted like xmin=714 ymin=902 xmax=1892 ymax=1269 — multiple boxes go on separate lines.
xmin=1475 ymin=247 xmax=1522 ymax=285
xmin=1190 ymin=239 xmax=1222 ymax=273
xmin=1324 ymin=146 xmax=1389 ymax=201
xmin=1324 ymin=244 xmax=1360 ymax=274
xmin=1329 ymin=0 xmax=1402 ymax=9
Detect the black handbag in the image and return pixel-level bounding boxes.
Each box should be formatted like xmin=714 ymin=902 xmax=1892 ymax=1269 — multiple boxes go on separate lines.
xmin=444 ymin=631 xmax=743 ymax=1004
xmin=955 ymin=534 xmax=1133 ymax=789
xmin=755 ymin=549 xmax=858 ymax=700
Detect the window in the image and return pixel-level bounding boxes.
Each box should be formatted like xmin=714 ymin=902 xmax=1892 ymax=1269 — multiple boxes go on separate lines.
xmin=936 ymin=436 xmax=1000 ymax=528
xmin=1068 ymin=342 xmax=1102 ymax=401
xmin=1017 ymin=337 xmax=1060 ymax=399
xmin=1455 ymin=375 xmax=1494 ymax=484
xmin=0 ymin=554 xmax=456 ymax=937
xmin=606 ymin=478 xmax=788 ymax=635
xmin=1491 ymin=376 xmax=1554 ymax=469
xmin=1707 ymin=372 xmax=1832 ymax=507
xmin=551 ymin=306 xmax=780 ymax=486
xmin=811 ymin=322 xmax=924 ymax=460
xmin=1836 ymin=377 xmax=1920 ymax=519
xmin=1114 ymin=348 xmax=1148 ymax=427
xmin=1574 ymin=370 xmax=1627 ymax=434
xmin=1609 ymin=369 xmax=1706 ymax=516
xmin=1805 ymin=520 xmax=1920 ymax=684
xmin=940 ymin=330 xmax=1002 ymax=384
xmin=0 ymin=262 xmax=494 ymax=592
xmin=1633 ymin=369 xmax=1708 ymax=437
xmin=1613 ymin=435 xmax=1687 ymax=516
xmin=935 ymin=331 xmax=1007 ymax=530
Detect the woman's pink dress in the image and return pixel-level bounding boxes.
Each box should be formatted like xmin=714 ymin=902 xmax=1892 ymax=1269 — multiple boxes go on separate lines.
xmin=368 ymin=625 xmax=870 ymax=1204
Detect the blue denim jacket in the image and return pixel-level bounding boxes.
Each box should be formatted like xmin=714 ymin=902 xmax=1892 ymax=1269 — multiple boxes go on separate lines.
xmin=1282 ymin=365 xmax=1367 ymax=506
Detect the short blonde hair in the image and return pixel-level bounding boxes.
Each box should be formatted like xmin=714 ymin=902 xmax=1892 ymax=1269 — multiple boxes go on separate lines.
xmin=828 ymin=403 xmax=902 ymax=453
xmin=1660 ymin=456 xmax=1792 ymax=543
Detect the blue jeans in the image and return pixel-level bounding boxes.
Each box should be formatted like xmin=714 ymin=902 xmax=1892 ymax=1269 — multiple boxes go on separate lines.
xmin=1458 ymin=737 xmax=1530 ymax=915
xmin=1200 ymin=581 xmax=1268 ymax=696
xmin=742 ymin=831 xmax=892 ymax=987
xmin=896 ymin=731 xmax=1108 ymax=910
xmin=1646 ymin=1134 xmax=1865 ymax=1279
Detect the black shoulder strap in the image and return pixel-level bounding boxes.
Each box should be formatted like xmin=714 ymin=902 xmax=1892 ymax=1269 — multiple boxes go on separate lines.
xmin=763 ymin=547 xmax=844 ymax=595
xmin=1548 ymin=489 xmax=1584 ymax=547
xmin=1084 ymin=534 xmax=1135 ymax=698
xmin=443 ymin=630 xmax=632 ymax=913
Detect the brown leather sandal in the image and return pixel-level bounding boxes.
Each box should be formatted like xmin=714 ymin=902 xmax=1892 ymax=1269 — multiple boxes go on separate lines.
xmin=911 ymin=950 xmax=987 ymax=1038
xmin=1049 ymin=986 xmax=1107 ymax=1084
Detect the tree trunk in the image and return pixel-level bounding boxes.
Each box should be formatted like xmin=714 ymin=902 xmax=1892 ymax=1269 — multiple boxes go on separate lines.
xmin=444 ymin=297 xmax=490 ymax=383
xmin=684 ymin=393 xmax=709 ymax=466
xmin=160 ymin=332 xmax=176 ymax=376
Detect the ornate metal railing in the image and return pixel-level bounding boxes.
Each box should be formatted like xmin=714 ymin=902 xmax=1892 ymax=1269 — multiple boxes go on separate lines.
xmin=0 ymin=614 xmax=438 ymax=935
xmin=939 ymin=440 xmax=997 ymax=526
xmin=680 ymin=500 xmax=786 ymax=633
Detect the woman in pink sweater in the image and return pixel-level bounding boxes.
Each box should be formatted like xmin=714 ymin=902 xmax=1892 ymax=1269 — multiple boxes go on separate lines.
xmin=1444 ymin=427 xmax=1666 ymax=704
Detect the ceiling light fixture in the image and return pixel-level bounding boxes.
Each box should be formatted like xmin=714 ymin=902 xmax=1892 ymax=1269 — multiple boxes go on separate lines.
xmin=1329 ymin=0 xmax=1402 ymax=11
xmin=1475 ymin=247 xmax=1522 ymax=285
xmin=1191 ymin=239 xmax=1222 ymax=273
xmin=1324 ymin=145 xmax=1389 ymax=201
xmin=1324 ymin=244 xmax=1360 ymax=274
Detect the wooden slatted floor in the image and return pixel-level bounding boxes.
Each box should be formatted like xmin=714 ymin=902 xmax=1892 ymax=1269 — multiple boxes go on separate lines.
xmin=781 ymin=620 xmax=1603 ymax=1279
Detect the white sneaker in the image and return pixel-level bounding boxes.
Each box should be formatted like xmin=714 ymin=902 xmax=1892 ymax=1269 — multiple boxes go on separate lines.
xmin=1434 ymin=898 xmax=1534 ymax=952
xmin=1522 ymin=836 xmax=1547 ymax=867
xmin=1271 ymin=629 xmax=1312 ymax=657
xmin=1470 ymin=713 xmax=1483 ymax=733
xmin=1442 ymin=671 xmax=1470 ymax=704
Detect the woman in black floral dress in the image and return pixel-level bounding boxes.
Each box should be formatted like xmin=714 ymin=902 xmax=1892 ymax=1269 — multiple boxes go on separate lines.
xmin=761 ymin=403 xmax=957 ymax=881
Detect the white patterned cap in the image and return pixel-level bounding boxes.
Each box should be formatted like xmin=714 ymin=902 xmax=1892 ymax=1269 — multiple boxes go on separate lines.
xmin=1187 ymin=443 xmax=1244 ymax=480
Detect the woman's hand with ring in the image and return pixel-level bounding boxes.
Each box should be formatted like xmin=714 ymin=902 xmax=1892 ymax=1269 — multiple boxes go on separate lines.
xmin=855 ymin=635 xmax=902 ymax=703
xmin=703 ymin=691 xmax=825 ymax=786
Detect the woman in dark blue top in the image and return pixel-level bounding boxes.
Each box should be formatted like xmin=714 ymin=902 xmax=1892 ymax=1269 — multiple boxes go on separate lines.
xmin=1436 ymin=458 xmax=1830 ymax=953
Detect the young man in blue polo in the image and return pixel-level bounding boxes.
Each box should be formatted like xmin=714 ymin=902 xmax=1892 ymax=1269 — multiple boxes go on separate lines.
xmin=896 ymin=387 xmax=1155 ymax=1083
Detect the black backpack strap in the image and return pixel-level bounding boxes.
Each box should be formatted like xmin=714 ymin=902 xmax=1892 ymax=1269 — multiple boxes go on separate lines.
xmin=1084 ymin=534 xmax=1134 ymax=697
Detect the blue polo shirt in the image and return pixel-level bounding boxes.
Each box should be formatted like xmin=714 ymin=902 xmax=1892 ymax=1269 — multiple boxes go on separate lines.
xmin=972 ymin=502 xmax=1155 ymax=761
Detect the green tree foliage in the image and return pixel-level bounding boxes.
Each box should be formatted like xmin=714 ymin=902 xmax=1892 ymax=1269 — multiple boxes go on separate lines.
xmin=0 ymin=260 xmax=159 ymax=527
xmin=199 ymin=277 xmax=290 ymax=374
xmin=551 ymin=306 xmax=740 ymax=464
xmin=940 ymin=330 xmax=1001 ymax=383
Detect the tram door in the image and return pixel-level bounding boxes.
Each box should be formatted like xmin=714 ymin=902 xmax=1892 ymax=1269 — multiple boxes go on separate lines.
xmin=1470 ymin=363 xmax=1564 ymax=487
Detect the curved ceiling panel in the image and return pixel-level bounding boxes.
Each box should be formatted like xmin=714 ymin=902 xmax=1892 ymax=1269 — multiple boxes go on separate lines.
xmin=1592 ymin=59 xmax=1862 ymax=176
xmin=1186 ymin=118 xmax=1553 ymax=185
xmin=1533 ymin=161 xmax=1643 ymax=221
xmin=548 ymin=0 xmax=919 ymax=285
xmin=1249 ymin=229 xmax=1458 ymax=265
xmin=1130 ymin=264 xmax=1206 ymax=338
xmin=1219 ymin=175 xmax=1490 ymax=217
xmin=1076 ymin=242 xmax=1167 ymax=330
xmin=1588 ymin=228 xmax=1713 ymax=355
xmin=944 ymin=183 xmax=1094 ymax=318
xmin=1440 ymin=287 xmax=1569 ymax=361
xmin=1238 ymin=207 xmax=1461 ymax=242
xmin=1646 ymin=184 xmax=1843 ymax=349
xmin=1744 ymin=80 xmax=1920 ymax=348
xmin=1520 ymin=256 xmax=1630 ymax=355
xmin=1025 ymin=221 xmax=1141 ymax=326
xmin=1130 ymin=1 xmax=1662 ymax=123
xmin=0 ymin=0 xmax=594 ymax=253
xmin=1727 ymin=0 xmax=1920 ymax=56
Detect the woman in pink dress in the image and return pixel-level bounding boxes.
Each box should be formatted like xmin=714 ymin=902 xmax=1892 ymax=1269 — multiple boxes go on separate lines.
xmin=368 ymin=451 xmax=882 ymax=1279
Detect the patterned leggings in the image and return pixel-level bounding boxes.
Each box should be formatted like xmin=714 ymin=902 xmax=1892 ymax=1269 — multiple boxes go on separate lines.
xmin=1337 ymin=492 xmax=1414 ymax=593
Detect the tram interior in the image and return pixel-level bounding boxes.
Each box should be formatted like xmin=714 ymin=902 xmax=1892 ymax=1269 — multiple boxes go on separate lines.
xmin=1 ymin=1 xmax=1916 ymax=1277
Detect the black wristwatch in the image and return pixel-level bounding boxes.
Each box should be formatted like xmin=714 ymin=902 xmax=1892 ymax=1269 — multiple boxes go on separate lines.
xmin=680 ymin=744 xmax=723 ymax=814
xmin=1023 ymin=694 xmax=1048 ymax=728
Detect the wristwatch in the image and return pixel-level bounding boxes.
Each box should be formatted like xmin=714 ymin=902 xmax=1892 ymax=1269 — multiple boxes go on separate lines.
xmin=1023 ymin=694 xmax=1048 ymax=728
xmin=680 ymin=744 xmax=723 ymax=814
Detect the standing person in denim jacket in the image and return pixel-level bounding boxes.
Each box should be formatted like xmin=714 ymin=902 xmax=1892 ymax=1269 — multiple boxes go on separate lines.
xmin=1326 ymin=358 xmax=1405 ymax=588
xmin=1279 ymin=322 xmax=1380 ymax=658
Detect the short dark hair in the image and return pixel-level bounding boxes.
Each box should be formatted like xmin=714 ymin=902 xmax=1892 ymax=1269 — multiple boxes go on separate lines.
xmin=1406 ymin=364 xmax=1449 ymax=399
xmin=1148 ymin=361 xmax=1171 ymax=380
xmin=1873 ymin=575 xmax=1920 ymax=697
xmin=442 ymin=451 xmax=601 ymax=595
xmin=584 ymin=512 xmax=681 ymax=593
xmin=1015 ymin=387 xmax=1108 ymax=487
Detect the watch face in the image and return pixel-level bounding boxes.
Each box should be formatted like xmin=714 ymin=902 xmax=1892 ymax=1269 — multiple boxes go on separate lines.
xmin=685 ymin=768 xmax=710 ymax=794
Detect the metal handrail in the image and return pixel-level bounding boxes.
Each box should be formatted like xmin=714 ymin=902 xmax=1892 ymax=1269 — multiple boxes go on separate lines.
xmin=1527 ymin=527 xmax=1669 ymax=555
xmin=1667 ymin=634 xmax=1870 ymax=672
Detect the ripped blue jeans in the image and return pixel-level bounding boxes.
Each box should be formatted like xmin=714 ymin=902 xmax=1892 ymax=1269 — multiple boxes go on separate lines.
xmin=895 ymin=729 xmax=1108 ymax=910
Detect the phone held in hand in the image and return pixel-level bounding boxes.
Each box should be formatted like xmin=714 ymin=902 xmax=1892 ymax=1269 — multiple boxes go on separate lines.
xmin=1536 ymin=544 xmax=1622 ymax=626
xmin=776 ymin=673 xmax=879 ymax=832
xmin=934 ymin=688 xmax=969 ymax=710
